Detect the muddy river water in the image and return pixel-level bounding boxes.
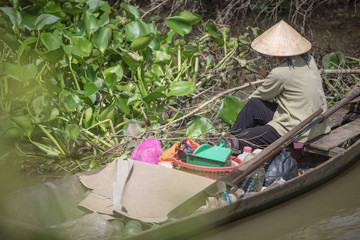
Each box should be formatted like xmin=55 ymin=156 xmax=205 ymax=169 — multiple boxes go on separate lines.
xmin=192 ymin=160 xmax=360 ymax=240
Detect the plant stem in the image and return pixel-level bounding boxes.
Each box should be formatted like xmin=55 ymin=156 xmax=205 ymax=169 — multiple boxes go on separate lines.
xmin=108 ymin=119 xmax=119 ymax=145
xmin=177 ymin=45 xmax=181 ymax=72
xmin=192 ymin=56 xmax=199 ymax=82
xmin=68 ymin=57 xmax=81 ymax=91
xmin=82 ymin=129 xmax=113 ymax=148
xmin=216 ymin=46 xmax=237 ymax=68
xmin=137 ymin=67 xmax=148 ymax=95
xmin=38 ymin=124 xmax=66 ymax=155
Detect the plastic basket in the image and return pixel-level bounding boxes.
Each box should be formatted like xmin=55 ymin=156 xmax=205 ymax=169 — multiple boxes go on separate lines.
xmin=172 ymin=153 xmax=243 ymax=179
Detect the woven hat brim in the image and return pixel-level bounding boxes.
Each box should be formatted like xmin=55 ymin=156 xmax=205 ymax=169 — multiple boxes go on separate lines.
xmin=251 ymin=20 xmax=311 ymax=57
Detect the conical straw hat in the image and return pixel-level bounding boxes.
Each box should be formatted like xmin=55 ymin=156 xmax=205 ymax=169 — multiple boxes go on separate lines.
xmin=251 ymin=20 xmax=311 ymax=57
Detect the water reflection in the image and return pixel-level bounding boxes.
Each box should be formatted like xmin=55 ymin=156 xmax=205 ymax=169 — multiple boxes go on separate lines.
xmin=193 ymin=160 xmax=360 ymax=240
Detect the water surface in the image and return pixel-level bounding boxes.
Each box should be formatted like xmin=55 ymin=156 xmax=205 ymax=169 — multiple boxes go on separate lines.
xmin=193 ymin=160 xmax=360 ymax=240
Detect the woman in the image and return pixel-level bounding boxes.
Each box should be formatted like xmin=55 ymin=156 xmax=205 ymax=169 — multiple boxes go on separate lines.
xmin=226 ymin=20 xmax=330 ymax=152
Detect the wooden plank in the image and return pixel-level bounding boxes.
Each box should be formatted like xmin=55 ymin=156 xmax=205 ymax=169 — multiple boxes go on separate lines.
xmin=304 ymin=146 xmax=345 ymax=157
xmin=349 ymin=96 xmax=360 ymax=113
xmin=306 ymin=118 xmax=360 ymax=152
xmin=328 ymin=107 xmax=349 ymax=128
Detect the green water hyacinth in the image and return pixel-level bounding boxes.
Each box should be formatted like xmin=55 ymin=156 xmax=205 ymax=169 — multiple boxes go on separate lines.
xmin=0 ymin=0 xmax=254 ymax=166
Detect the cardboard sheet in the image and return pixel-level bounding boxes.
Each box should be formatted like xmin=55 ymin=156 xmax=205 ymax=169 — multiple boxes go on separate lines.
xmin=79 ymin=158 xmax=214 ymax=223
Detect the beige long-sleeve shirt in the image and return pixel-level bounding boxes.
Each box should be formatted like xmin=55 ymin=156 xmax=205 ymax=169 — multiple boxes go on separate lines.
xmin=249 ymin=55 xmax=331 ymax=142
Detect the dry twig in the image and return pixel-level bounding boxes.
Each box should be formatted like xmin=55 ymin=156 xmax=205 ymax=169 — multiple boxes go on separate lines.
xmin=152 ymin=79 xmax=265 ymax=131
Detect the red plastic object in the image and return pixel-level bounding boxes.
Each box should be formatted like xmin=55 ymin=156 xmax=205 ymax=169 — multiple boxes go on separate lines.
xmin=172 ymin=153 xmax=243 ymax=179
xmin=184 ymin=138 xmax=198 ymax=149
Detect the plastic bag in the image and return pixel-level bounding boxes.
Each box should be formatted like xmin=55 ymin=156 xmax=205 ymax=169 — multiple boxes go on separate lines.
xmin=130 ymin=136 xmax=162 ymax=164
xmin=263 ymin=148 xmax=298 ymax=187
xmin=159 ymin=142 xmax=181 ymax=162
xmin=47 ymin=212 xmax=113 ymax=240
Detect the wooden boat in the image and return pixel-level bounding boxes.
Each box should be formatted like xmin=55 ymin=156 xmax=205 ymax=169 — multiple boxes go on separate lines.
xmin=1 ymin=97 xmax=360 ymax=240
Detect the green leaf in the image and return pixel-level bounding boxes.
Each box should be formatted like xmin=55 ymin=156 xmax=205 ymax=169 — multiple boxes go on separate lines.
xmin=122 ymin=52 xmax=142 ymax=69
xmin=182 ymin=46 xmax=198 ymax=59
xmin=35 ymin=14 xmax=60 ymax=30
xmin=43 ymin=48 xmax=65 ymax=64
xmin=0 ymin=7 xmax=22 ymax=28
xmin=246 ymin=26 xmax=261 ymax=37
xmin=49 ymin=108 xmax=60 ymax=121
xmin=124 ymin=19 xmax=157 ymax=41
xmin=3 ymin=127 xmax=23 ymax=143
xmin=130 ymin=34 xmax=153 ymax=51
xmin=220 ymin=26 xmax=230 ymax=35
xmin=84 ymin=107 xmax=94 ymax=128
xmin=322 ymin=51 xmax=346 ymax=69
xmin=113 ymin=30 xmax=124 ymax=45
xmin=18 ymin=37 xmax=37 ymax=58
xmin=71 ymin=36 xmax=93 ymax=57
xmin=104 ymin=73 xmax=117 ymax=90
xmin=167 ymin=81 xmax=196 ymax=97
xmin=4 ymin=62 xmax=37 ymax=82
xmin=87 ymin=0 xmax=107 ymax=13
xmin=32 ymin=96 xmax=48 ymax=115
xmin=41 ymin=32 xmax=62 ymax=51
xmin=175 ymin=10 xmax=202 ymax=25
xmin=115 ymin=95 xmax=130 ymax=114
xmin=44 ymin=1 xmax=66 ymax=18
xmin=127 ymin=92 xmax=141 ymax=105
xmin=0 ymin=29 xmax=19 ymax=50
xmin=120 ymin=2 xmax=140 ymax=20
xmin=65 ymin=93 xmax=82 ymax=110
xmin=239 ymin=36 xmax=250 ymax=45
xmin=99 ymin=102 xmax=115 ymax=130
xmin=206 ymin=21 xmax=219 ymax=38
xmin=21 ymin=13 xmax=37 ymax=31
xmin=63 ymin=1 xmax=87 ymax=16
xmin=143 ymin=85 xmax=167 ymax=103
xmin=165 ymin=16 xmax=192 ymax=37
xmin=186 ymin=117 xmax=215 ymax=138
xmin=65 ymin=124 xmax=78 ymax=141
xmin=89 ymin=159 xmax=100 ymax=169
xmin=92 ymin=26 xmax=112 ymax=53
xmin=153 ymin=50 xmax=172 ymax=64
xmin=11 ymin=115 xmax=33 ymax=136
xmin=219 ymin=96 xmax=244 ymax=125
xmin=103 ymin=65 xmax=123 ymax=80
xmin=206 ymin=21 xmax=224 ymax=46
xmin=149 ymin=38 xmax=160 ymax=50
xmin=84 ymin=12 xmax=100 ymax=35
xmin=152 ymin=64 xmax=164 ymax=76
xmin=84 ymin=82 xmax=100 ymax=96
xmin=66 ymin=124 xmax=80 ymax=140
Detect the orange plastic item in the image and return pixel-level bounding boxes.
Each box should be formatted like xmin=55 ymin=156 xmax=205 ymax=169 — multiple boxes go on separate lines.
xmin=159 ymin=142 xmax=181 ymax=162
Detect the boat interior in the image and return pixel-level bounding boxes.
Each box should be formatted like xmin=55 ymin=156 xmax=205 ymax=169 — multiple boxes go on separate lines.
xmin=292 ymin=92 xmax=360 ymax=169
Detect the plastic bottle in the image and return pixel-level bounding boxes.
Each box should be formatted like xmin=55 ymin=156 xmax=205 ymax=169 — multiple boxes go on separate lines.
xmin=253 ymin=148 xmax=263 ymax=154
xmin=237 ymin=151 xmax=265 ymax=194
xmin=237 ymin=146 xmax=252 ymax=162
xmin=206 ymin=192 xmax=238 ymax=209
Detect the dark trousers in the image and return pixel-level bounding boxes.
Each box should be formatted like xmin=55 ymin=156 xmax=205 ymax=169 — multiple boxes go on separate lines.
xmin=230 ymin=98 xmax=281 ymax=151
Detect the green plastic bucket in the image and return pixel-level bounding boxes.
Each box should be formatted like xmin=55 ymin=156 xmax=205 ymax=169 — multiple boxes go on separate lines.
xmin=186 ymin=140 xmax=232 ymax=167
